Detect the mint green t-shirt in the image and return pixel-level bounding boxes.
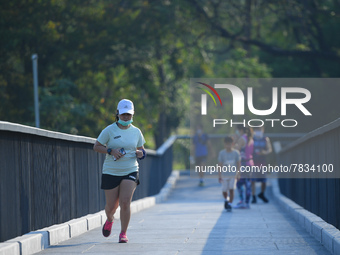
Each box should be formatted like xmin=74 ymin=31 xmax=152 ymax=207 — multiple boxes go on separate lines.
xmin=97 ymin=123 xmax=146 ymax=176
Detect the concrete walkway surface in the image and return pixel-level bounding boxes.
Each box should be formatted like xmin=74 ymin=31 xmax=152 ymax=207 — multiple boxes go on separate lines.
xmin=35 ymin=174 xmax=331 ymax=255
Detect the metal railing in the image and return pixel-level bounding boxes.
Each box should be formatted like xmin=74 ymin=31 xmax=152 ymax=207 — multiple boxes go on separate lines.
xmin=172 ymin=133 xmax=305 ymax=170
xmin=0 ymin=122 xmax=175 ymax=242
xmin=278 ymin=118 xmax=340 ymax=229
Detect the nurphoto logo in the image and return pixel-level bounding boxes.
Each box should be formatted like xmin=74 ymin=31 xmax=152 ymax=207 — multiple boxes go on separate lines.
xmin=196 ymin=81 xmax=312 ymax=128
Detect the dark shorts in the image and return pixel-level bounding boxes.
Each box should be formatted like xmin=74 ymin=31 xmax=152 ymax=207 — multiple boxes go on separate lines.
xmin=195 ymin=156 xmax=207 ymax=165
xmin=101 ymin=172 xmax=140 ymax=190
xmin=251 ymin=178 xmax=267 ymax=183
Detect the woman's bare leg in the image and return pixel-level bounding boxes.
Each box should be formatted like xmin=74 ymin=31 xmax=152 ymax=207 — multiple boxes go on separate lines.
xmin=119 ymin=180 xmax=137 ymax=233
xmin=104 ymin=187 xmax=120 ymax=222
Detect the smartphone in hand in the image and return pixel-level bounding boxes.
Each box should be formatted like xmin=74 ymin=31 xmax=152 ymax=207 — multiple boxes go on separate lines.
xmin=113 ymin=148 xmax=126 ymax=161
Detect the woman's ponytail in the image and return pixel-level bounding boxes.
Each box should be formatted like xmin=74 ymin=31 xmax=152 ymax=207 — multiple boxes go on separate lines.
xmin=115 ymin=110 xmax=119 ymax=122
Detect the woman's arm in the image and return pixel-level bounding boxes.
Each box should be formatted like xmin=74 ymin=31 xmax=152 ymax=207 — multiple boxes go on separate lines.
xmin=234 ymin=136 xmax=246 ymax=151
xmin=264 ymin=137 xmax=273 ymax=155
xmin=93 ymin=140 xmax=107 ymax=154
xmin=136 ymin=146 xmax=145 ymax=159
xmin=93 ymin=140 xmax=125 ymax=159
xmin=236 ymin=160 xmax=241 ymax=180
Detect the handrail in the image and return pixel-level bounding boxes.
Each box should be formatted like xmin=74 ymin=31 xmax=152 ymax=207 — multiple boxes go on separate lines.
xmin=277 ymin=117 xmax=340 ymax=230
xmin=172 ymin=133 xmax=306 ymax=139
xmin=280 ymin=117 xmax=340 ymax=153
xmin=156 ymin=135 xmax=177 ymax=155
xmin=1 ymin=120 xmax=314 ymax=156
xmin=0 ymin=121 xmax=177 ymax=156
xmin=0 ymin=121 xmax=95 ymax=143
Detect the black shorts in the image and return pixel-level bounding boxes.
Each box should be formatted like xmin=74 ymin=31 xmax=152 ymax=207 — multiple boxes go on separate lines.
xmin=101 ymin=172 xmax=140 ymax=190
xmin=195 ymin=156 xmax=207 ymax=165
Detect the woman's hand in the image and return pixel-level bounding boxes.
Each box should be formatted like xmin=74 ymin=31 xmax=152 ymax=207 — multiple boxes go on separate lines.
xmin=135 ymin=149 xmax=144 ymax=158
xmin=112 ymin=149 xmax=125 ymax=160
xmin=136 ymin=146 xmax=145 ymax=159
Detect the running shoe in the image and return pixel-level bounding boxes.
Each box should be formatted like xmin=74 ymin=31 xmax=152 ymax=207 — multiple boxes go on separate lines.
xmin=226 ymin=202 xmax=232 ymax=212
xmin=251 ymin=195 xmax=257 ymax=204
xmin=224 ymin=201 xmax=228 ymax=210
xmin=233 ymin=201 xmax=245 ymax=209
xmin=102 ymin=219 xmax=113 ymax=237
xmin=119 ymin=232 xmax=129 ymax=243
xmin=234 ymin=201 xmax=250 ymax=209
xmin=198 ymin=181 xmax=204 ymax=187
xmin=258 ymin=192 xmax=269 ymax=203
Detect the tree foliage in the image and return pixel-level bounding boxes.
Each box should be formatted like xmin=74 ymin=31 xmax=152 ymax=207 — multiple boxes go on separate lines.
xmin=1 ymin=0 xmax=339 ymax=147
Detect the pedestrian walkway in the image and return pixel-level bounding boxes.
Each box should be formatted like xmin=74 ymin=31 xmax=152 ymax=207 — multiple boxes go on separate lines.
xmin=36 ymin=174 xmax=330 ymax=255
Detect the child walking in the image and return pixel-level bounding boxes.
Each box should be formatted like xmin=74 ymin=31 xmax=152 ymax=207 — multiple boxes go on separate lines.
xmin=218 ymin=136 xmax=241 ymax=212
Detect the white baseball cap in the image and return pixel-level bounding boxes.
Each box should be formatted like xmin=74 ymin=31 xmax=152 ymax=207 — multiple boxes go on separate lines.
xmin=117 ymin=99 xmax=134 ymax=114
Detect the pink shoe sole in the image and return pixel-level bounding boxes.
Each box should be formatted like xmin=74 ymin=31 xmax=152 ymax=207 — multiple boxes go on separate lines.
xmin=102 ymin=220 xmax=113 ymax=237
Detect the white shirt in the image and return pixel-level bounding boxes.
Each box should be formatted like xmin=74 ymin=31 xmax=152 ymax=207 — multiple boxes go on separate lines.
xmin=218 ymin=149 xmax=241 ymax=178
xmin=97 ymin=123 xmax=146 ymax=176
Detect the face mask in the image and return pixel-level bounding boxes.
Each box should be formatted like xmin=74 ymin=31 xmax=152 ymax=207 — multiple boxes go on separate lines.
xmin=197 ymin=129 xmax=202 ymax=135
xmin=254 ymin=131 xmax=263 ymax=138
xmin=118 ymin=118 xmax=133 ymax=126
xmin=235 ymin=130 xmax=240 ymax=136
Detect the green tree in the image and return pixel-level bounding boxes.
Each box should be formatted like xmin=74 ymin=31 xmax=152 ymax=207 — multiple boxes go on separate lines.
xmin=1 ymin=0 xmax=339 ymax=148
xmin=185 ymin=0 xmax=340 ymax=77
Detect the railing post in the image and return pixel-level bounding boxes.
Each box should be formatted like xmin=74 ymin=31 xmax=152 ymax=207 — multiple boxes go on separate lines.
xmin=31 ymin=54 xmax=40 ymax=128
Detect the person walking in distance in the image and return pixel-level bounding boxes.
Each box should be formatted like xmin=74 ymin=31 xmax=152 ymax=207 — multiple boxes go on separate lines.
xmin=251 ymin=126 xmax=272 ymax=203
xmin=218 ymin=136 xmax=241 ymax=212
xmin=192 ymin=125 xmax=213 ymax=186
xmin=93 ymin=99 xmax=146 ymax=243
xmin=234 ymin=125 xmax=254 ymax=209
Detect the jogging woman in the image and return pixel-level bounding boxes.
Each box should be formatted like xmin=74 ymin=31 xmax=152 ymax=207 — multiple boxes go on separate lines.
xmin=93 ymin=99 xmax=146 ymax=243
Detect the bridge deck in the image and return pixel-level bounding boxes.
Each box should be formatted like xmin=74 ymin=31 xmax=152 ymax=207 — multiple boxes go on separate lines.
xmin=36 ymin=174 xmax=330 ymax=255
